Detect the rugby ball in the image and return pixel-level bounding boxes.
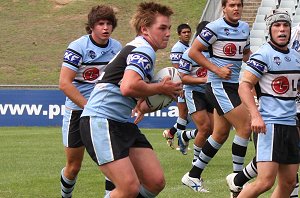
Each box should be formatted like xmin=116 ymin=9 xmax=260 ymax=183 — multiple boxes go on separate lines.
xmin=146 ymin=67 xmax=181 ymax=111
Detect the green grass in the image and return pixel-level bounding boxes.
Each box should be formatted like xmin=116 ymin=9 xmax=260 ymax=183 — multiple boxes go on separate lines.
xmin=0 ymin=127 xmax=275 ymax=197
xmin=0 ymin=0 xmax=206 ymax=85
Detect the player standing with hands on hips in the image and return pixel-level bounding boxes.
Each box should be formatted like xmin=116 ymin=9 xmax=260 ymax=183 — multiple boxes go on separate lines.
xmin=237 ymin=9 xmax=300 ymax=197
xmin=59 ymin=5 xmax=122 ymax=198
xmin=80 ymin=2 xmax=181 ymax=198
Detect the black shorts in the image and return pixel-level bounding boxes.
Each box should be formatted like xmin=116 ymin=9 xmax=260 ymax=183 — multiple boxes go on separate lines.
xmin=205 ymin=82 xmax=241 ymax=115
xmin=62 ymin=109 xmax=84 ymax=148
xmin=80 ymin=116 xmax=153 ymax=165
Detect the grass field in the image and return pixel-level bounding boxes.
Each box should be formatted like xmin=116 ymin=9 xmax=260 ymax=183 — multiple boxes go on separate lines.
xmin=0 ymin=127 xmax=276 ymax=198
xmin=0 ymin=0 xmax=205 ymax=85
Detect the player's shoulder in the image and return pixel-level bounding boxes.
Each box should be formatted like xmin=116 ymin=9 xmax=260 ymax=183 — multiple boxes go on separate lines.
xmin=109 ymin=37 xmax=122 ymax=48
xmin=127 ymin=36 xmax=156 ymax=61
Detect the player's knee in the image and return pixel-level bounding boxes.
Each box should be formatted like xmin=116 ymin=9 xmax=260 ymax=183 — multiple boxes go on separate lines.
xmin=145 ymin=174 xmax=165 ymax=194
xmin=256 ymin=179 xmax=275 ymax=192
xmin=117 ymin=178 xmax=140 ymax=197
xmin=66 ymin=162 xmax=82 ymax=176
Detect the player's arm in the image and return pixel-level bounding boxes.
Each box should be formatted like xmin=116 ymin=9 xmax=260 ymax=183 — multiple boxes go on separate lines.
xmin=242 ymin=48 xmax=252 ymax=62
xmin=180 ymin=72 xmax=207 ymax=85
xmin=239 ymin=70 xmax=266 ymax=133
xmin=59 ymin=66 xmax=87 ymax=109
xmin=120 ymin=70 xmax=182 ymax=99
xmin=189 ymin=39 xmax=232 ymax=80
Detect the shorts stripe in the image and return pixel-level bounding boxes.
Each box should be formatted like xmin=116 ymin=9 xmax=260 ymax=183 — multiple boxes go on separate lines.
xmin=90 ymin=117 xmax=114 ymax=165
xmin=256 ymin=124 xmax=274 ymax=161
xmin=212 ymin=83 xmax=234 ymax=113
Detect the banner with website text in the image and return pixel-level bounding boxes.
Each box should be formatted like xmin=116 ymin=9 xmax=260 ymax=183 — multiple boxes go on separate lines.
xmin=0 ymin=90 xmax=195 ymax=128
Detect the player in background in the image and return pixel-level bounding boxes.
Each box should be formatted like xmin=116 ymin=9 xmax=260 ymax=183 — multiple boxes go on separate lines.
xmin=163 ymin=23 xmax=192 ymax=153
xmin=237 ymin=9 xmax=300 ymax=197
xmin=79 ymin=2 xmax=182 ymax=197
xmin=177 ymin=21 xmax=213 ymax=164
xmin=59 ymin=5 xmax=122 ymax=198
xmin=226 ymin=17 xmax=300 ymax=198
xmin=181 ymin=0 xmax=252 ymax=192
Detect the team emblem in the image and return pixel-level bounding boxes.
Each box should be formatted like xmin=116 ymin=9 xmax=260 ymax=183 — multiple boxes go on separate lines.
xmin=196 ymin=67 xmax=207 ymax=77
xmin=273 ymin=56 xmax=281 ymax=65
xmin=271 ymin=76 xmax=289 ymax=94
xmin=223 ymin=43 xmax=237 ymax=56
xmin=88 ymin=50 xmax=96 ymax=59
xmin=224 ymin=28 xmax=230 ymax=35
xmin=83 ymin=67 xmax=100 ymax=81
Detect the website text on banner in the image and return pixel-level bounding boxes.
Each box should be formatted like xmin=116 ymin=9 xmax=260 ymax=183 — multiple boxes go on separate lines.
xmin=0 ymin=90 xmax=197 ymax=128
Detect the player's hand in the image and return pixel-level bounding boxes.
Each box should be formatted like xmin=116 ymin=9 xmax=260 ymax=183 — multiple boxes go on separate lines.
xmin=216 ymin=64 xmax=232 ymax=80
xmin=160 ymin=76 xmax=182 ymax=100
xmin=251 ymin=115 xmax=266 ymax=134
xmin=132 ymin=99 xmax=146 ymax=124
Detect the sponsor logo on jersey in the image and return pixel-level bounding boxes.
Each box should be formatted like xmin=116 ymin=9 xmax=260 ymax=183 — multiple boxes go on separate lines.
xmin=64 ymin=50 xmax=81 ymax=65
xmin=284 ymin=56 xmax=291 ymax=62
xmin=83 ymin=67 xmax=100 ymax=81
xmin=247 ymin=59 xmax=265 ymax=72
xmin=88 ymin=50 xmax=96 ymax=59
xmin=196 ymin=67 xmax=207 ymax=77
xmin=273 ymin=56 xmax=281 ymax=65
xmin=200 ymin=28 xmax=213 ymax=41
xmin=223 ymin=43 xmax=237 ymax=56
xmin=179 ymin=59 xmax=191 ymax=70
xmin=170 ymin=53 xmax=182 ymax=61
xmin=127 ymin=53 xmax=152 ymax=72
xmin=271 ymin=76 xmax=289 ymax=94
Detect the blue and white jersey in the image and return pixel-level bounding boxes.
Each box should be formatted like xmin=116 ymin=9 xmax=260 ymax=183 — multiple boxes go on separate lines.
xmin=197 ymin=17 xmax=250 ymax=84
xmin=178 ymin=48 xmax=209 ymax=93
xmin=62 ymin=35 xmax=122 ymax=110
xmin=246 ymin=42 xmax=300 ymax=125
xmin=170 ymin=41 xmax=190 ymax=64
xmin=82 ymin=36 xmax=156 ymax=122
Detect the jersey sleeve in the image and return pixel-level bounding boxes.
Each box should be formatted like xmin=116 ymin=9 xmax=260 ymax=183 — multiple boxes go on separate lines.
xmin=245 ymin=50 xmax=268 ymax=79
xmin=125 ymin=45 xmax=155 ymax=80
xmin=178 ymin=51 xmax=192 ymax=75
xmin=170 ymin=44 xmax=183 ymax=64
xmin=62 ymin=41 xmax=83 ymax=72
xmin=197 ymin=22 xmax=217 ymax=47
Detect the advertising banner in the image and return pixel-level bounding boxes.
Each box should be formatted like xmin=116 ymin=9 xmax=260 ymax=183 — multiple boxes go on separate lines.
xmin=0 ymin=90 xmax=195 ymax=128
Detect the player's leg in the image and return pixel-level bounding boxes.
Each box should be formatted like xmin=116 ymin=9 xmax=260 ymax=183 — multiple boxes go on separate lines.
xmin=183 ymin=90 xmax=214 ymax=161
xmin=238 ymin=162 xmax=278 ymax=197
xmin=101 ymin=157 xmax=140 ymax=198
xmin=176 ymin=99 xmax=190 ymax=154
xmin=129 ymin=147 xmax=165 ymax=197
xmin=61 ymin=109 xmax=85 ymax=198
xmin=187 ymin=111 xmax=231 ymax=176
xmin=163 ymin=98 xmax=189 ymax=149
xmin=224 ymin=103 xmax=251 ymax=172
xmin=272 ymin=164 xmax=299 ymax=197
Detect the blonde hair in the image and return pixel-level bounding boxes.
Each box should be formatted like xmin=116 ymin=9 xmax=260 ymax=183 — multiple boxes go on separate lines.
xmin=130 ymin=2 xmax=173 ymax=35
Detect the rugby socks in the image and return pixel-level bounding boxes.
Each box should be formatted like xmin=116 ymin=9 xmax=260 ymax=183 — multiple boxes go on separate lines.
xmin=169 ymin=117 xmax=187 ymax=136
xmin=232 ymin=135 xmax=249 ymax=173
xmin=193 ymin=144 xmax=201 ymax=162
xmin=138 ymin=185 xmax=157 ymax=198
xmin=234 ymin=157 xmax=257 ymax=187
xmin=189 ymin=136 xmax=222 ymax=179
xmin=104 ymin=185 xmax=156 ymax=198
xmin=105 ymin=177 xmax=115 ymax=195
xmin=61 ymin=167 xmax=76 ymax=198
xmin=290 ymin=173 xmax=299 ymax=198
xmin=183 ymin=129 xmax=198 ymax=140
